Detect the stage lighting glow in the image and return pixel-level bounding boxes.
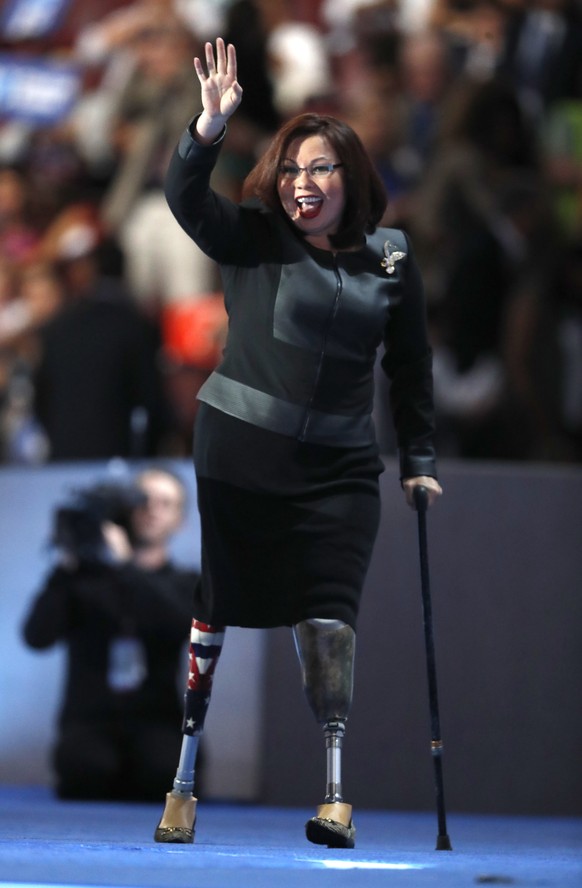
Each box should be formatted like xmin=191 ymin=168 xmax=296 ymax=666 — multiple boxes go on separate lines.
xmin=320 ymin=860 xmax=428 ymax=870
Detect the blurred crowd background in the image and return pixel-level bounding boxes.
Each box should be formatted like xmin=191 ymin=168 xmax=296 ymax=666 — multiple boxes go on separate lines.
xmin=0 ymin=0 xmax=581 ymax=466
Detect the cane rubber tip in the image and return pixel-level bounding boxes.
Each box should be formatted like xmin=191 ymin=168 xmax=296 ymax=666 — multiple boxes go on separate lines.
xmin=436 ymin=834 xmax=453 ymax=851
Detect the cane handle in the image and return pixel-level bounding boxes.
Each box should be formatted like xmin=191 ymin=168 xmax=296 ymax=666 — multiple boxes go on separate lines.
xmin=413 ymin=484 xmax=429 ymax=513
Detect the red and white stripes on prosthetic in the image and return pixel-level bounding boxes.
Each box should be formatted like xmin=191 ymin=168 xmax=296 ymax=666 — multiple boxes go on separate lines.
xmin=154 ymin=619 xmax=225 ymax=844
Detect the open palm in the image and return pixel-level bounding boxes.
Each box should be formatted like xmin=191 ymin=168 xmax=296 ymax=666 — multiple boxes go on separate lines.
xmin=194 ymin=38 xmax=242 ymax=121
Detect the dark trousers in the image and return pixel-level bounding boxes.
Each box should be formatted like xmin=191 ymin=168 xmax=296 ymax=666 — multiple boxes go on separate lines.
xmin=53 ymin=719 xmax=183 ymax=802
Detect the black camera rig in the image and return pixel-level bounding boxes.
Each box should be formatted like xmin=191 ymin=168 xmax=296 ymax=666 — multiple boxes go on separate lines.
xmin=51 ymin=481 xmax=147 ymax=563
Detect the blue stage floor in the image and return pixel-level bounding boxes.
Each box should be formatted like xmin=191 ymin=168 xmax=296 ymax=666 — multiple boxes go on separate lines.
xmin=0 ymin=786 xmax=580 ymax=888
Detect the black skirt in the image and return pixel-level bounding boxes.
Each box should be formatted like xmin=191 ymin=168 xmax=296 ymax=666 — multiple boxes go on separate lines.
xmin=192 ymin=403 xmax=384 ymax=631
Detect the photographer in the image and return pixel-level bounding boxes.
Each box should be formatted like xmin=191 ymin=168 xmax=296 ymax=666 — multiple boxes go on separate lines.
xmin=22 ymin=467 xmax=198 ymax=802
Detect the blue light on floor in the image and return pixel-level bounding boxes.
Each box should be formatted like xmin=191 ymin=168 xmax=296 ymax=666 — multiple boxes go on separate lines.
xmin=319 ymin=859 xmax=430 ymax=870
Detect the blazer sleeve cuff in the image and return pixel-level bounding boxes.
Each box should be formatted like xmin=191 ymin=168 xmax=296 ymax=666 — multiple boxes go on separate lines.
xmin=399 ymin=451 xmax=438 ymax=481
xmin=177 ymin=115 xmax=226 ymax=160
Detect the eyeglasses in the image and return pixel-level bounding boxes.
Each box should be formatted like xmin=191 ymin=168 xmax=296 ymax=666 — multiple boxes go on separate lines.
xmin=278 ymin=162 xmax=344 ymax=180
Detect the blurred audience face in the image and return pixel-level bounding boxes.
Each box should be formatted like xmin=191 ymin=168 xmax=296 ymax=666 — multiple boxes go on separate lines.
xmin=398 ymin=31 xmax=451 ymax=104
xmin=0 ymin=169 xmax=27 ymax=223
xmin=19 ymin=262 xmax=64 ymax=324
xmin=131 ymin=470 xmax=185 ymax=547
xmin=0 ymin=259 xmax=17 ymax=305
xmin=132 ymin=22 xmax=195 ymax=83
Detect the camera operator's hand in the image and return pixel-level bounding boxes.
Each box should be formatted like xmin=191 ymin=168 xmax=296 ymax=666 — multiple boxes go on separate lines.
xmin=101 ymin=521 xmax=133 ymax=564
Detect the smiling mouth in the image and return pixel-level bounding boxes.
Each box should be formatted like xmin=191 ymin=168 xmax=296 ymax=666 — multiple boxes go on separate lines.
xmin=296 ymin=196 xmax=323 ymax=219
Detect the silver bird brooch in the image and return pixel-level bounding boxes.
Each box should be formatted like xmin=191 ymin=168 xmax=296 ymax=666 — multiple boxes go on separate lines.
xmin=381 ymin=240 xmax=406 ymax=275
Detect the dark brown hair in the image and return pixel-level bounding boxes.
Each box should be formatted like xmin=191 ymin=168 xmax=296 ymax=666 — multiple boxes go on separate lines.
xmin=242 ymin=113 xmax=388 ymax=250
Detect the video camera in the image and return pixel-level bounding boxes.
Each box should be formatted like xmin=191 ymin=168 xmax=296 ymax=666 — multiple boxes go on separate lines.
xmin=51 ymin=480 xmax=147 ymax=564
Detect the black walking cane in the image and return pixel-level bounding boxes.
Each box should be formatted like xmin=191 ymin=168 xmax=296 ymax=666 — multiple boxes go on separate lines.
xmin=413 ymin=485 xmax=452 ymax=851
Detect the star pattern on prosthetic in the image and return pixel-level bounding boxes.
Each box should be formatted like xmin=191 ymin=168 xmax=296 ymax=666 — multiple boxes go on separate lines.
xmin=183 ymin=690 xmax=213 ymax=735
xmin=182 ymin=620 xmax=226 ymax=735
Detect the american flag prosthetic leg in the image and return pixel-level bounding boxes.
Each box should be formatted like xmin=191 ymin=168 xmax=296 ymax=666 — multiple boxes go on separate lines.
xmin=154 ymin=619 xmax=225 ymax=843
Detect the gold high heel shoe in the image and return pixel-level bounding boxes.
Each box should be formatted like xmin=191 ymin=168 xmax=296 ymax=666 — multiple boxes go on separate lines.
xmin=154 ymin=792 xmax=197 ymax=844
xmin=305 ymin=801 xmax=356 ymax=849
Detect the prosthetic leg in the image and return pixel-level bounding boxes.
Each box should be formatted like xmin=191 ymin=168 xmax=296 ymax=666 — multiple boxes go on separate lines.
xmin=293 ymin=618 xmax=356 ymax=848
xmin=154 ymin=619 xmax=225 ymax=843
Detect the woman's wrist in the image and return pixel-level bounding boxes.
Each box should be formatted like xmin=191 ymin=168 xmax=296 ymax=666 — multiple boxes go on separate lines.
xmin=194 ymin=111 xmax=227 ymax=145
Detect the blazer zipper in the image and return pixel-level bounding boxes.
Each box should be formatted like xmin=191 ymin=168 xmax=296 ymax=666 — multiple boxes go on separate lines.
xmin=299 ymin=257 xmax=343 ymax=441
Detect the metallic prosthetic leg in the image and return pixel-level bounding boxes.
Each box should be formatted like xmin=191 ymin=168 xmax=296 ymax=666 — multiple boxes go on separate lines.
xmin=293 ymin=618 xmax=357 ymax=848
xmin=154 ymin=620 xmax=225 ymax=844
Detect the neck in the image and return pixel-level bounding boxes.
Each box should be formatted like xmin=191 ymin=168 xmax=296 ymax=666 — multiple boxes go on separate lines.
xmin=305 ymin=234 xmax=333 ymax=251
xmin=133 ymin=544 xmax=167 ymax=571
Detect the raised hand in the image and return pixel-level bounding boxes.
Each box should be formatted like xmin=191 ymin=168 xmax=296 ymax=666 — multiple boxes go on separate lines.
xmin=194 ymin=38 xmax=243 ymax=143
xmin=101 ymin=520 xmax=133 ymax=563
